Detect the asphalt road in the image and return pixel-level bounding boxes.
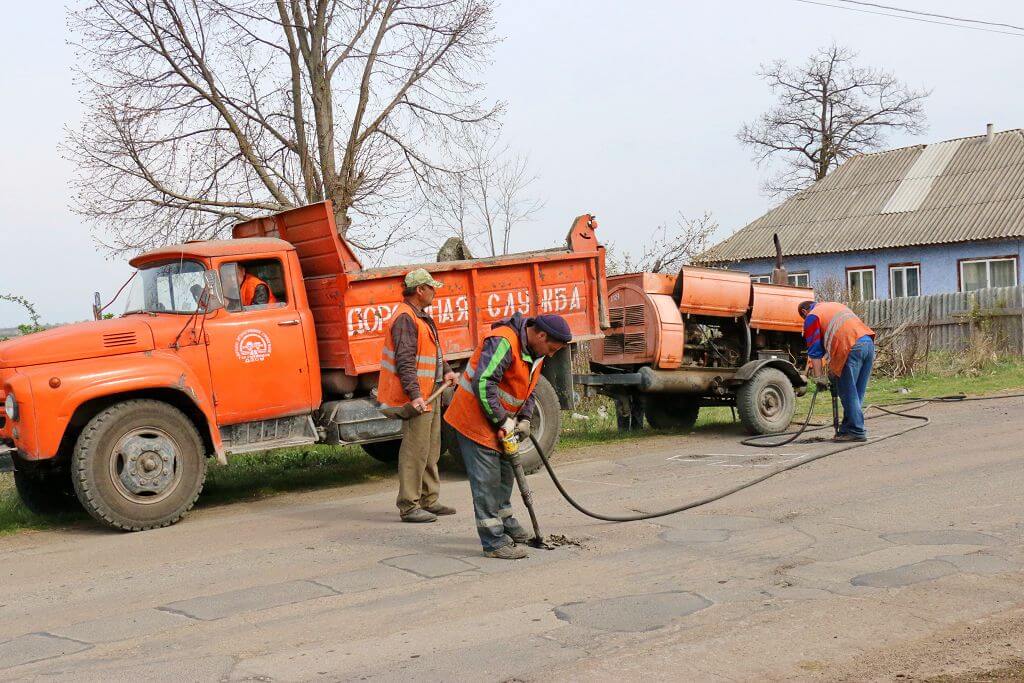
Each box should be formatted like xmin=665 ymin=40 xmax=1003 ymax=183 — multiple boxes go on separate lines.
xmin=0 ymin=395 xmax=1021 ymax=682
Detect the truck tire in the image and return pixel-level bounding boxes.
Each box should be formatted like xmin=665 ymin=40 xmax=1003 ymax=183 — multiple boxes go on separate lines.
xmin=444 ymin=375 xmax=561 ymax=475
xmin=361 ymin=440 xmax=400 ymax=464
xmin=13 ymin=460 xmax=81 ymax=516
xmin=644 ymin=396 xmax=700 ymax=430
xmin=736 ymin=367 xmax=796 ymax=435
xmin=71 ymin=400 xmax=207 ymax=531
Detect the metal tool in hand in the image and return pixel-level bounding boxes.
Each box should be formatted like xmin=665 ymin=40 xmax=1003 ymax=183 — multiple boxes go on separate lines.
xmin=828 ymin=377 xmax=840 ymax=437
xmin=501 ymin=431 xmax=553 ymax=550
xmin=380 ymin=384 xmax=447 ymax=420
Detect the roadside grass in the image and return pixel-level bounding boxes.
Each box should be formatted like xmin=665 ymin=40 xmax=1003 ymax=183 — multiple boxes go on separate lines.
xmin=199 ymin=444 xmax=391 ymax=507
xmin=799 ymin=355 xmax=1024 ymax=420
xmin=1 ymin=355 xmax=1021 ymax=535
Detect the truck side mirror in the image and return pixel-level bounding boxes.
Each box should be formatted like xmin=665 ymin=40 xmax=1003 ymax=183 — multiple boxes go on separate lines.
xmin=92 ymin=292 xmax=102 ymax=321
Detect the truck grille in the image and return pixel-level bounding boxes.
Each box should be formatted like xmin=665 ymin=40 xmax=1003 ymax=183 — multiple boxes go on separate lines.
xmin=609 ymin=304 xmax=645 ymax=328
xmin=102 ymin=332 xmax=138 ymax=348
xmin=623 ymin=332 xmax=646 ymax=354
xmin=603 ymin=334 xmax=623 ymax=354
xmin=624 ymin=305 xmax=645 ymax=326
xmin=602 ymin=332 xmax=647 ymax=356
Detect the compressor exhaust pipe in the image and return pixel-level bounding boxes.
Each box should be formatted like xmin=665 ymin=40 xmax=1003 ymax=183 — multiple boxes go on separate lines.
xmin=771 ymin=233 xmax=788 ymax=286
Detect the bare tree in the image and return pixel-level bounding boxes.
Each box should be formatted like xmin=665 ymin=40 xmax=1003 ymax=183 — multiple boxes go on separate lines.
xmin=421 ymin=132 xmax=543 ymax=258
xmin=738 ymin=44 xmax=930 ymax=197
xmin=66 ymin=0 xmax=501 ymax=254
xmin=607 ymin=212 xmax=718 ymax=275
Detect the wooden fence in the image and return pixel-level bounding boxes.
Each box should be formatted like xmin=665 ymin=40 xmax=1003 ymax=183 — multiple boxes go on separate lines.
xmin=850 ymin=285 xmax=1024 ymax=355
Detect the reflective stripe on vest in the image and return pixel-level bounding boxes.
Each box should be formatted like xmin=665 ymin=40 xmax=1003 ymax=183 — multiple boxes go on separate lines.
xmin=444 ymin=326 xmax=544 ymax=452
xmin=376 ymin=302 xmax=441 ymax=409
xmin=811 ymin=302 xmax=874 ymax=376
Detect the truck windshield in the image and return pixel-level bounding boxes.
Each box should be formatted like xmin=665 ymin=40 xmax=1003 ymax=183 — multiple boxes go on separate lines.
xmin=124 ymin=260 xmax=207 ymax=315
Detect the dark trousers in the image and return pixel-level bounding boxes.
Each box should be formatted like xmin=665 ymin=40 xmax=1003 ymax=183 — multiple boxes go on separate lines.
xmin=836 ymin=337 xmax=875 ymax=438
xmin=455 ymin=432 xmax=528 ymax=551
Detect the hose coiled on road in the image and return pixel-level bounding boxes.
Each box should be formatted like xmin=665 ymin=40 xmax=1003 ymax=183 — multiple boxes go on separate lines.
xmin=528 ymin=389 xmax=1024 ymax=523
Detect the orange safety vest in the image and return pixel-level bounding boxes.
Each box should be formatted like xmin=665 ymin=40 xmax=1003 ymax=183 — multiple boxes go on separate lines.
xmin=811 ymin=302 xmax=875 ymax=376
xmin=240 ymin=273 xmax=277 ymax=306
xmin=377 ymin=302 xmax=441 ymax=410
xmin=445 ymin=326 xmax=544 ymax=451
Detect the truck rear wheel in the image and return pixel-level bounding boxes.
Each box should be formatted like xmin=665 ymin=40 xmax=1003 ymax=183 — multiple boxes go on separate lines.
xmin=361 ymin=440 xmax=400 ymax=464
xmin=13 ymin=458 xmax=81 ymax=516
xmin=71 ymin=400 xmax=207 ymax=531
xmin=444 ymin=375 xmax=561 ymax=475
xmin=736 ymin=367 xmax=796 ymax=435
xmin=644 ymin=396 xmax=700 ymax=430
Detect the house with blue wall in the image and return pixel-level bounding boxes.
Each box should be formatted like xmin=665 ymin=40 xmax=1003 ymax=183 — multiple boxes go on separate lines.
xmin=700 ymin=127 xmax=1023 ymax=300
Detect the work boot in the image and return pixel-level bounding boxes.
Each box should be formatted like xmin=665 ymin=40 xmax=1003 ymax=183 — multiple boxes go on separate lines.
xmin=400 ymin=508 xmax=438 ymax=523
xmin=423 ymin=503 xmax=456 ymax=516
xmin=506 ymin=527 xmax=533 ymax=544
xmin=833 ymin=433 xmax=867 ymax=443
xmin=483 ymin=544 xmax=528 ymax=560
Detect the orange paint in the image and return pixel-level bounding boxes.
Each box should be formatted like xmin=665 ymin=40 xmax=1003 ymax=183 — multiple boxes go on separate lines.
xmin=0 ymin=202 xmax=606 ymax=461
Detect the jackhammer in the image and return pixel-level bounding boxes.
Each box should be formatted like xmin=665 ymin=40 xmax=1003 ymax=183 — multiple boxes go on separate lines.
xmin=500 ymin=432 xmax=553 ymax=549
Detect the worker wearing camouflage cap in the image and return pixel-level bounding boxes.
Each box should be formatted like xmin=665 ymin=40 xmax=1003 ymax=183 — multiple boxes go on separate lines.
xmin=378 ymin=268 xmax=458 ymax=523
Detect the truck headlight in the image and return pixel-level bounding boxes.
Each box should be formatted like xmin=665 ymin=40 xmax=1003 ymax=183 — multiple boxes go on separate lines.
xmin=4 ymin=392 xmax=17 ymax=422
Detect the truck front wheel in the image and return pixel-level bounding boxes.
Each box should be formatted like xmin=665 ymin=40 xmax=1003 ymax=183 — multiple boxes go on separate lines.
xmin=13 ymin=458 xmax=81 ymax=516
xmin=736 ymin=367 xmax=796 ymax=435
xmin=71 ymin=400 xmax=207 ymax=531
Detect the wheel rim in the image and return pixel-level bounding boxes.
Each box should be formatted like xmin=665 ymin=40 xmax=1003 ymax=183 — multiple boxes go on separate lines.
xmin=758 ymin=384 xmax=786 ymax=420
xmin=108 ymin=427 xmax=183 ymax=505
xmin=516 ymin=399 xmax=546 ymax=456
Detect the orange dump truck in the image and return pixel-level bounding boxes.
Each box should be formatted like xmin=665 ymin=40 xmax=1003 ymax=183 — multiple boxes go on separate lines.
xmin=0 ymin=201 xmax=808 ymax=531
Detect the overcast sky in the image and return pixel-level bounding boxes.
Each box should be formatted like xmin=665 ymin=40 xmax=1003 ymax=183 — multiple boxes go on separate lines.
xmin=2 ymin=0 xmax=1023 ymax=326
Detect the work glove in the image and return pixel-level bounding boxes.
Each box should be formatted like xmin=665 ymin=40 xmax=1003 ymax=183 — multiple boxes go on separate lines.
xmin=497 ymin=417 xmax=516 ymax=438
xmin=814 ymin=377 xmax=830 ymax=391
xmin=515 ymin=419 xmax=531 ymax=438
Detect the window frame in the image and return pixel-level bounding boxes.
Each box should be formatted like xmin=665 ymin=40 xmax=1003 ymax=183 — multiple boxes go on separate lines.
xmin=218 ymin=257 xmax=291 ymax=314
xmin=957 ymin=255 xmax=1019 ymax=292
xmin=787 ymin=271 xmax=810 ymax=288
xmin=750 ymin=274 xmax=772 ymax=284
xmin=846 ymin=265 xmax=877 ymax=302
xmin=888 ymin=262 xmax=922 ymax=298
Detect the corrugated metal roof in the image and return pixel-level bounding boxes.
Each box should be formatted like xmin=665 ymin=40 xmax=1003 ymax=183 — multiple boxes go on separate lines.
xmin=701 ymin=129 xmax=1024 ymax=263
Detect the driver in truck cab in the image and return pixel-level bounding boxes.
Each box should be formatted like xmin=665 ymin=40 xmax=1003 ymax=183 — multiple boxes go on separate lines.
xmin=236 ymin=263 xmax=277 ymax=307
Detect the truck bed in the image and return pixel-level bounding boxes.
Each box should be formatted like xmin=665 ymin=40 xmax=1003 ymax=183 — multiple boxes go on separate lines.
xmin=234 ymin=202 xmax=609 ymax=375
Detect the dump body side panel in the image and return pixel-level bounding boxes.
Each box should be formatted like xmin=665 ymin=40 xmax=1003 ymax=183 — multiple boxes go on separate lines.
xmin=236 ymin=204 xmax=607 ymax=376
xmin=343 ymin=251 xmax=605 ymax=374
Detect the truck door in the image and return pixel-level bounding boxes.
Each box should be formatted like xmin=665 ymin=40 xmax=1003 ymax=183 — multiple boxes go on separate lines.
xmin=204 ymin=257 xmax=313 ymax=424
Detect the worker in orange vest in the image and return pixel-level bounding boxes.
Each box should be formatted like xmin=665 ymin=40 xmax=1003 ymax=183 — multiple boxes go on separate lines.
xmin=378 ymin=269 xmax=459 ymax=523
xmin=445 ymin=313 xmax=571 ymax=559
xmin=236 ymin=264 xmax=277 ymax=307
xmin=798 ymin=301 xmax=876 ymax=442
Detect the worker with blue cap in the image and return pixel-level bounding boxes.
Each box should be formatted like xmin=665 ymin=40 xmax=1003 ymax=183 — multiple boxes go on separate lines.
xmin=445 ymin=313 xmax=572 ymax=559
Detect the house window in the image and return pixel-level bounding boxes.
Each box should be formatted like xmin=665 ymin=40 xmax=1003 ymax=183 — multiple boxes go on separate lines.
xmin=788 ymin=272 xmax=810 ymax=288
xmin=750 ymin=273 xmax=808 ymax=286
xmin=847 ymin=267 xmax=876 ymax=301
xmin=960 ymin=257 xmax=1018 ymax=292
xmin=889 ymin=264 xmax=921 ymax=298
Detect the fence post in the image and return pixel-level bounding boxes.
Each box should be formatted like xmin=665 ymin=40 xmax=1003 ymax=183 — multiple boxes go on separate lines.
xmin=924 ymin=298 xmax=932 ymax=375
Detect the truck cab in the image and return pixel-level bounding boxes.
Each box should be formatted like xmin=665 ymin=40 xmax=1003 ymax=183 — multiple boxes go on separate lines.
xmin=0 ymin=238 xmax=324 ymax=530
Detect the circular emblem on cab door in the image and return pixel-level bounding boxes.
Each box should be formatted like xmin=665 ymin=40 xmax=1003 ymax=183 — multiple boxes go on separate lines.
xmin=234 ymin=329 xmax=273 ymax=363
